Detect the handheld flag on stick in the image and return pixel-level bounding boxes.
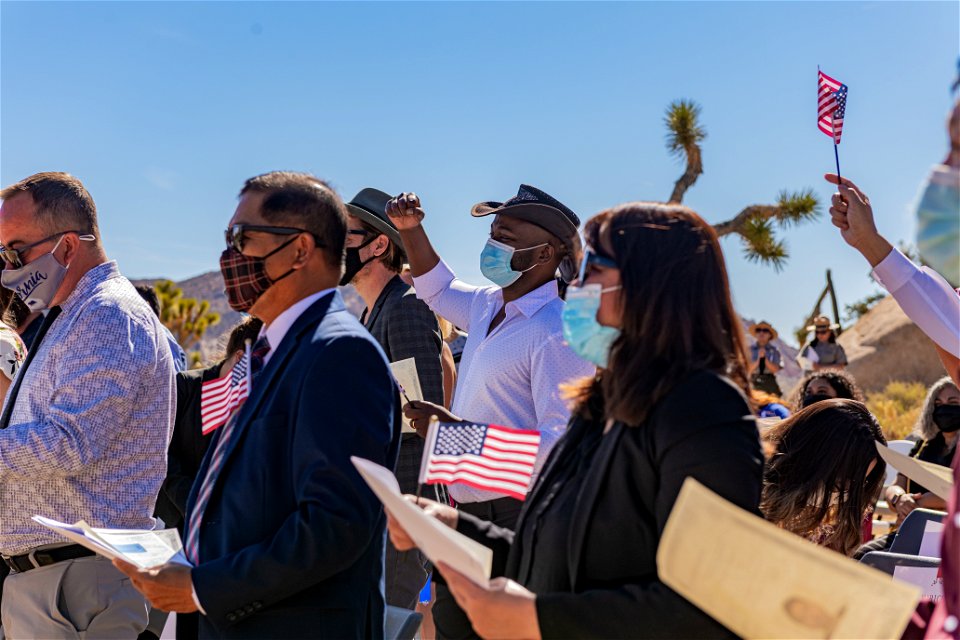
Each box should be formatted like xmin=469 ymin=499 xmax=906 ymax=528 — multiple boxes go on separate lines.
xmin=419 ymin=420 xmax=541 ymax=500
xmin=818 ymin=68 xmax=848 ymax=182
xmin=199 ymin=341 xmax=252 ymax=435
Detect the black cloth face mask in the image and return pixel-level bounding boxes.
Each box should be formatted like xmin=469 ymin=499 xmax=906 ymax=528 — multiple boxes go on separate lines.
xmin=339 ymin=236 xmax=378 ymax=286
xmin=933 ymin=405 xmax=960 ymax=433
xmin=802 ymin=393 xmax=835 ymax=408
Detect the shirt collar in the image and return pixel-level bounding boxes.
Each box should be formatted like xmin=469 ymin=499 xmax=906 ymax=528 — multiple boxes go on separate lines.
xmin=504 ymin=278 xmax=559 ymax=318
xmin=262 ymin=287 xmax=336 ymax=351
xmin=62 ymin=261 xmax=120 ymax=312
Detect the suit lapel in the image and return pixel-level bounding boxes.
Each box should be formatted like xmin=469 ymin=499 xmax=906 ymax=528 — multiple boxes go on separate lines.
xmin=567 ymin=420 xmax=624 ymax=589
xmin=211 ymin=291 xmax=340 ymax=477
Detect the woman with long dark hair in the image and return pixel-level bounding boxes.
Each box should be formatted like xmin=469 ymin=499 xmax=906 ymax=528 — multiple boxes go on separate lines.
xmin=761 ymin=399 xmax=886 ymax=556
xmin=386 ymin=201 xmax=763 ymax=639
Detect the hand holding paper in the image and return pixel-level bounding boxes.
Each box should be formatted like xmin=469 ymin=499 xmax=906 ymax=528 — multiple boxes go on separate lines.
xmin=351 ymin=457 xmax=492 ymax=585
xmin=32 ymin=515 xmax=189 ymax=569
xmin=658 ymin=479 xmax=920 ymax=640
xmin=875 ymin=441 xmax=954 ymax=501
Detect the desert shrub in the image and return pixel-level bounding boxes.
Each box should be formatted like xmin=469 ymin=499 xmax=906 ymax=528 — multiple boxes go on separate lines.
xmin=866 ymin=381 xmax=928 ymax=440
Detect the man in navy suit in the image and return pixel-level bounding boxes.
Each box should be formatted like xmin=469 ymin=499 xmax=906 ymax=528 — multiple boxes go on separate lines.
xmin=116 ymin=171 xmax=401 ymax=639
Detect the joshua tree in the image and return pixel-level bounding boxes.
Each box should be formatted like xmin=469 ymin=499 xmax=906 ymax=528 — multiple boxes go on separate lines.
xmin=154 ymin=279 xmax=221 ymax=353
xmin=664 ymin=99 xmax=821 ymax=270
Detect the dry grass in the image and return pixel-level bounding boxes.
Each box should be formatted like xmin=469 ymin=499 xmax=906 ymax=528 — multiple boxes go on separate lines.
xmin=866 ymin=381 xmax=928 ymax=441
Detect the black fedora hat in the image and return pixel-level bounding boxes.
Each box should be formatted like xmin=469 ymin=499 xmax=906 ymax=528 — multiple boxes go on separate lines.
xmin=471 ymin=184 xmax=582 ymax=282
xmin=345 ymin=188 xmax=404 ymax=252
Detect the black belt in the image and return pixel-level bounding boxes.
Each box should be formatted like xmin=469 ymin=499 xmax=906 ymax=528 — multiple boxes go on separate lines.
xmin=2 ymin=544 xmax=95 ymax=573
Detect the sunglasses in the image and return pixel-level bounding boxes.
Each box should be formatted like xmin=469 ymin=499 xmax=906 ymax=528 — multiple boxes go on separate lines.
xmin=225 ymin=224 xmax=325 ymax=253
xmin=755 ymin=328 xmax=771 ymax=334
xmin=577 ymin=248 xmax=618 ymax=283
xmin=0 ymin=231 xmax=95 ymax=269
xmin=815 ymin=329 xmax=831 ymax=334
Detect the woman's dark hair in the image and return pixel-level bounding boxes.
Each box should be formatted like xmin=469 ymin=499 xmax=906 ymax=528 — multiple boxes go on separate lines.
xmin=788 ymin=370 xmax=865 ymax=411
xmin=223 ymin=316 xmax=263 ymax=360
xmin=761 ymin=399 xmax=886 ymax=556
xmin=568 ymin=202 xmax=751 ymax=426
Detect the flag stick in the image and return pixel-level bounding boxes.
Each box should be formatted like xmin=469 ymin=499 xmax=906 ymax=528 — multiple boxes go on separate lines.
xmin=833 ymin=143 xmax=842 ymax=187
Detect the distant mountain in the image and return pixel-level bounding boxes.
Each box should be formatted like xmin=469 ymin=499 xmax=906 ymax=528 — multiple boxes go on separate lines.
xmin=133 ymin=271 xmax=365 ymax=364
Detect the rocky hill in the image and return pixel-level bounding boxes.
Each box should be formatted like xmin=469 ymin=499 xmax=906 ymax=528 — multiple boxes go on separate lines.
xmin=837 ymin=295 xmax=947 ymax=393
xmin=133 ymin=271 xmax=365 ymax=363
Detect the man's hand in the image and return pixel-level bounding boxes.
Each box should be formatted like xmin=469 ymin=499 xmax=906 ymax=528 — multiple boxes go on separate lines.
xmin=113 ymin=558 xmax=199 ymax=613
xmin=386 ymin=192 xmax=426 ymax=230
xmin=403 ymin=400 xmax=460 ymax=437
xmin=437 ymin=562 xmax=541 ymax=640
xmin=824 ymin=174 xmax=893 ymax=267
xmin=386 ymin=495 xmax=459 ymax=551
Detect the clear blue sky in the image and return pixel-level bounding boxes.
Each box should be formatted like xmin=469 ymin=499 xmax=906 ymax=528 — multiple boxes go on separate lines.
xmin=2 ymin=1 xmax=957 ymax=346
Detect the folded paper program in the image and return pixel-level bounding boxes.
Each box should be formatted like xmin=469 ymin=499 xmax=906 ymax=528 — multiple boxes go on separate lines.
xmin=351 ymin=456 xmax=492 ymax=585
xmin=32 ymin=515 xmax=190 ymax=570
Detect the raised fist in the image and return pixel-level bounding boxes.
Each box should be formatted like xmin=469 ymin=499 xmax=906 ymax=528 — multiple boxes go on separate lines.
xmin=385 ymin=192 xmax=425 ymax=230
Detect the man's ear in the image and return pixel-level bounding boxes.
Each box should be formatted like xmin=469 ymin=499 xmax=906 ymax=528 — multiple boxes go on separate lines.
xmin=292 ymin=233 xmax=314 ymax=268
xmin=372 ymin=234 xmax=389 ymax=258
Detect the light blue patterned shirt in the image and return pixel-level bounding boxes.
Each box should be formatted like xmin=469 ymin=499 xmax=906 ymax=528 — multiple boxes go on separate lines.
xmin=0 ymin=261 xmax=175 ymax=555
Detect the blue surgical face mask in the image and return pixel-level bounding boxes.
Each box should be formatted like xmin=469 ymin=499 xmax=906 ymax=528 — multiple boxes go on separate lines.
xmin=916 ymin=165 xmax=959 ymax=287
xmin=562 ymin=283 xmax=622 ymax=368
xmin=479 ymin=238 xmax=548 ymax=288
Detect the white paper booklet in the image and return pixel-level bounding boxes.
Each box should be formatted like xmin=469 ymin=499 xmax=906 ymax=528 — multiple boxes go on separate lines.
xmin=351 ymin=456 xmax=492 ymax=584
xmin=390 ymin=357 xmax=423 ymax=434
xmin=33 ymin=515 xmax=191 ymax=569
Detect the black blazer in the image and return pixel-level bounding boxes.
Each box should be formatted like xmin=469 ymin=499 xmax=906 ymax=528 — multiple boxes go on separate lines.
xmin=457 ymin=370 xmax=763 ymax=639
xmin=155 ymin=365 xmax=220 ymax=531
xmin=186 ymin=291 xmax=401 ymax=639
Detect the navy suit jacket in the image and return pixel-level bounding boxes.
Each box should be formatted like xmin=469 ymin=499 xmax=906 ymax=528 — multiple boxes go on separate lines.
xmin=186 ymin=291 xmax=401 ymax=639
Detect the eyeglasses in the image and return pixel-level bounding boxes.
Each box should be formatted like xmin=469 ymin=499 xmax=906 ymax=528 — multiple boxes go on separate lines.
xmin=815 ymin=329 xmax=831 ymax=334
xmin=577 ymin=248 xmax=618 ymax=283
xmin=0 ymin=231 xmax=95 ymax=269
xmin=224 ymin=224 xmax=325 ymax=253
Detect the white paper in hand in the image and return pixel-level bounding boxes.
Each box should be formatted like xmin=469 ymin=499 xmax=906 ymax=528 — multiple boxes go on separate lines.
xmin=875 ymin=441 xmax=954 ymax=500
xmin=33 ymin=516 xmax=190 ymax=569
xmin=390 ymin=358 xmax=423 ymax=434
xmin=351 ymin=457 xmax=492 ymax=584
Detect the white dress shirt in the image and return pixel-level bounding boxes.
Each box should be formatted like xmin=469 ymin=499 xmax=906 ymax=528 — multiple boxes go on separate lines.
xmin=260 ymin=288 xmax=337 ymax=365
xmin=414 ymin=259 xmax=595 ymax=503
xmin=872 ymin=247 xmax=960 ymax=358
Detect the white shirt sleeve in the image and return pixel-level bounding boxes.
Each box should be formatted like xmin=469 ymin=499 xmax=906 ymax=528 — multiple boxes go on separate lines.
xmin=192 ymin=578 xmax=208 ymax=615
xmin=872 ymin=247 xmax=960 ymax=358
xmin=412 ymin=259 xmax=483 ymax=332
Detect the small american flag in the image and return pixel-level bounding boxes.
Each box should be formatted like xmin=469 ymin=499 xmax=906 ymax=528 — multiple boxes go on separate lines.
xmin=818 ymin=70 xmax=848 ymax=144
xmin=199 ymin=349 xmax=250 ymax=435
xmin=419 ymin=422 xmax=541 ymax=500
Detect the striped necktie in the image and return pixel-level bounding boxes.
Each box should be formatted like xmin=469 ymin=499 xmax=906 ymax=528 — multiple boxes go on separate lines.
xmin=185 ymin=335 xmax=270 ymax=564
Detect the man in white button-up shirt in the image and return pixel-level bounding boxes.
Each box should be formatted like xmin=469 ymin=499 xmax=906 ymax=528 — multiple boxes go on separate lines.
xmin=386 ymin=184 xmax=594 ymax=640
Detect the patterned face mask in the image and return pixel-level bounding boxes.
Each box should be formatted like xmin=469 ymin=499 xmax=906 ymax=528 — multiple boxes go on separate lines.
xmin=219 ymin=239 xmax=296 ymax=312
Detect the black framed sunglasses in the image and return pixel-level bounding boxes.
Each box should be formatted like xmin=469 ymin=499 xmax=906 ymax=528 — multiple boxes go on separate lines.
xmin=224 ymin=224 xmax=325 ymax=253
xmin=577 ymin=248 xmax=618 ymax=283
xmin=0 ymin=230 xmax=95 ymax=269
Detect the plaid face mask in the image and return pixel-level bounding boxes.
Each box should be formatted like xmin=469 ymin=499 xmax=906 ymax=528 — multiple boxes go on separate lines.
xmin=219 ymin=239 xmax=296 ymax=312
